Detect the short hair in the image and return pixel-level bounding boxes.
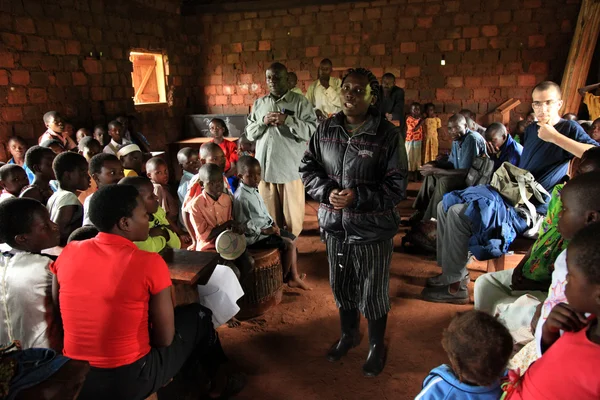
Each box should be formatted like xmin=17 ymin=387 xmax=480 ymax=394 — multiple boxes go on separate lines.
xmin=40 ymin=139 xmax=64 ymax=150
xmin=562 ymin=172 xmax=600 ymax=212
xmin=67 ymin=225 xmax=99 ymax=243
xmin=580 ymin=147 xmax=600 ymax=170
xmin=484 ymin=123 xmax=507 ymax=140
xmin=199 ymin=142 xmax=223 ymax=159
xmin=568 ymin=223 xmax=600 ymax=285
xmin=24 ymin=146 xmax=54 ymax=171
xmin=146 ymin=156 xmax=167 ymax=172
xmin=459 ymin=109 xmax=475 ymax=119
xmin=78 ymin=136 xmax=101 ymax=152
xmin=442 ymin=310 xmax=513 ymax=386
xmin=94 ymin=124 xmax=106 ymax=131
xmin=89 ymin=153 xmax=119 ymax=176
xmin=118 ymin=176 xmax=153 ymax=192
xmin=288 ymin=71 xmax=298 ymax=79
xmin=7 ymin=136 xmax=26 ymax=146
xmin=516 ymin=120 xmax=528 ymax=130
xmin=267 ymin=62 xmax=287 ymax=73
xmin=177 ymin=147 xmax=197 ymax=165
xmin=532 ymin=81 xmax=562 ymax=98
xmin=209 ymin=118 xmax=229 ymax=137
xmin=320 ymin=58 xmax=333 ymax=66
xmin=52 ymin=152 xmax=87 ymax=181
xmin=107 ymin=120 xmax=122 ymax=130
xmin=89 ymin=184 xmax=140 ymax=232
xmin=199 ymin=163 xmax=223 ymax=183
xmin=0 ymin=198 xmax=47 ymax=246
xmin=382 ymin=72 xmax=395 ymax=80
xmin=238 ymin=155 xmax=260 ymax=175
xmin=580 ymin=121 xmax=593 ymax=132
xmin=449 ymin=113 xmax=467 ymax=124
xmin=563 ymin=113 xmax=577 ymax=120
xmin=0 ymin=164 xmax=25 ymax=181
xmin=424 ymin=102 xmax=435 ymax=111
xmin=342 ymin=68 xmax=380 ymax=102
xmin=410 ymin=102 xmax=421 ymax=109
xmin=43 ymin=111 xmax=60 ymax=124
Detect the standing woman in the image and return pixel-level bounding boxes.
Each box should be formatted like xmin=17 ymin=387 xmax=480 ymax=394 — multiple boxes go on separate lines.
xmin=300 ymin=68 xmax=407 ymax=376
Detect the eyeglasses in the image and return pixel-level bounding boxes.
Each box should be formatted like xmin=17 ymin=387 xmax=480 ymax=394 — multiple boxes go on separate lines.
xmin=531 ymin=99 xmax=560 ymax=109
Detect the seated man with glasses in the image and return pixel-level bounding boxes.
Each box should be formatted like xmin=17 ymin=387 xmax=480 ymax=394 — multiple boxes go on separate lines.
xmin=422 ymin=81 xmax=598 ymax=304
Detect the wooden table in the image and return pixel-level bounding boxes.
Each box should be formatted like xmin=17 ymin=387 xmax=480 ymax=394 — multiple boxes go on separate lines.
xmin=173 ymin=137 xmax=239 ymax=145
xmin=163 ymin=249 xmax=220 ymax=305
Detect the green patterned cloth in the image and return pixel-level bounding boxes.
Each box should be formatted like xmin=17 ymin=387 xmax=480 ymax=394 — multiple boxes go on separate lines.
xmin=521 ymin=184 xmax=567 ymax=282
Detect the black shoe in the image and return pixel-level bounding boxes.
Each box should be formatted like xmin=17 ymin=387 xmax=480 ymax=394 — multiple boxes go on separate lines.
xmin=327 ymin=309 xmax=360 ymax=362
xmin=426 ymin=273 xmax=470 ymax=288
xmin=362 ymin=314 xmax=387 ymax=377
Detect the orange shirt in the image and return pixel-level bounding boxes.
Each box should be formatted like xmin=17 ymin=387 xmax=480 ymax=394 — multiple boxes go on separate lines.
xmin=212 ymin=139 xmax=239 ymax=172
xmin=406 ymin=116 xmax=423 ymax=142
xmin=77 ymin=178 xmax=97 ymax=204
xmin=49 ymin=233 xmax=172 ymax=368
xmin=185 ymin=191 xmax=232 ymax=251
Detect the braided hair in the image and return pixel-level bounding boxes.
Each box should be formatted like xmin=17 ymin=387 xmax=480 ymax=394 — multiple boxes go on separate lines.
xmin=342 ymin=68 xmax=380 ymax=102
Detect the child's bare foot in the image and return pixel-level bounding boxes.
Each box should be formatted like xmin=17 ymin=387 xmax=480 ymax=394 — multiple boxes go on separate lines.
xmin=287 ymin=273 xmax=312 ymax=290
xmin=227 ymin=317 xmax=241 ymax=328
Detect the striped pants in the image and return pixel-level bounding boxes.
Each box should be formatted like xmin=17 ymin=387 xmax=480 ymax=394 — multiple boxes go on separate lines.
xmin=326 ymin=235 xmax=394 ymax=320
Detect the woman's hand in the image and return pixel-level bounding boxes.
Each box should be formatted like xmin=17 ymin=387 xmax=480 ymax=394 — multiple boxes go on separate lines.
xmin=329 ymin=188 xmax=355 ymax=210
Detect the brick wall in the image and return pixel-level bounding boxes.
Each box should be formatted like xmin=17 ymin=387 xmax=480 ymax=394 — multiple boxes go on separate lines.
xmin=0 ymin=0 xmax=202 ymax=161
xmin=193 ymin=0 xmax=581 ymax=145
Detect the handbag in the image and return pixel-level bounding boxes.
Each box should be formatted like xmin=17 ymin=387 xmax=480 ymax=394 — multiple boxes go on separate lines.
xmin=465 ymin=156 xmax=495 ymax=186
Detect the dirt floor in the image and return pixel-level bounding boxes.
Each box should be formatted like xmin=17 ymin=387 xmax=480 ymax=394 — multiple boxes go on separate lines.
xmin=159 ymin=183 xmax=524 ymax=400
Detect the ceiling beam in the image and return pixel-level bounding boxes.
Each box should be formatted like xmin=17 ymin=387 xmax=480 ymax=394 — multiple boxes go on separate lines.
xmin=181 ymin=0 xmax=357 ymax=15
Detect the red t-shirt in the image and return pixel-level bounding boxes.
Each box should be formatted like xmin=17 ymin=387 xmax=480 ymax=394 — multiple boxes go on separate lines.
xmin=50 ymin=233 xmax=172 ymax=368
xmin=508 ymin=322 xmax=600 ymax=399
xmin=212 ymin=139 xmax=239 ymax=172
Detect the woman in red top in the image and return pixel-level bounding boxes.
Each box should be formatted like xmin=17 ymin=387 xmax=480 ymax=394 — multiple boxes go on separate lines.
xmin=51 ymin=184 xmax=245 ymax=399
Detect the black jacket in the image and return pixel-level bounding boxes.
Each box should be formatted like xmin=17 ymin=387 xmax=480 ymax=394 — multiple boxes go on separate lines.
xmin=378 ymin=86 xmax=406 ymax=135
xmin=299 ymin=108 xmax=408 ymax=244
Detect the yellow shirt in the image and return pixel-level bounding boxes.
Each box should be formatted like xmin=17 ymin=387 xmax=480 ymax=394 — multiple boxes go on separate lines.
xmin=123 ymin=169 xmax=138 ymax=177
xmin=424 ymin=117 xmax=441 ymax=138
xmin=584 ymin=92 xmax=600 ymax=120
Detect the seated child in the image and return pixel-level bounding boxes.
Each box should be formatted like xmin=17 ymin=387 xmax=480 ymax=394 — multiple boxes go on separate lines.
xmin=0 ymin=164 xmax=29 ymax=204
xmin=514 ymin=120 xmax=527 ymax=144
xmin=117 ymin=144 xmax=143 ymax=177
xmin=103 ymin=120 xmax=131 ymax=155
xmin=93 ymin=124 xmax=108 ymax=147
xmin=146 ymin=157 xmax=190 ymax=246
xmin=237 ymin=135 xmax=255 ymax=158
xmin=234 ymin=156 xmax=310 ymax=290
xmin=590 ymin=117 xmax=600 ymax=141
xmin=40 ymin=139 xmax=65 ymax=155
xmin=82 ymin=153 xmax=124 ymax=226
xmin=61 ymin=122 xmax=77 ymax=151
xmin=6 ymin=136 xmax=34 ymax=183
xmin=51 ymin=184 xmax=240 ymax=399
xmin=423 ymin=102 xmax=441 ymax=165
xmin=75 ymin=128 xmax=92 ymax=144
xmin=177 ymin=147 xmax=200 ymax=230
xmin=77 ymin=137 xmax=102 ymax=204
xmin=185 ymin=163 xmax=252 ymax=277
xmin=20 ymin=146 xmax=56 ymax=205
xmin=504 ymin=223 xmax=600 ymax=399
xmin=209 ymin=118 xmax=238 ymax=180
xmin=119 ymin=176 xmax=181 ymax=252
xmin=46 ymin=152 xmax=90 ymax=246
xmin=0 ymin=198 xmax=62 ymax=350
xmin=417 ymin=310 xmax=513 ymax=399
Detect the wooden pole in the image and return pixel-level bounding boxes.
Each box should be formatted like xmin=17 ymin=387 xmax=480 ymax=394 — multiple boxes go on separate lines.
xmin=560 ymin=0 xmax=600 ymax=114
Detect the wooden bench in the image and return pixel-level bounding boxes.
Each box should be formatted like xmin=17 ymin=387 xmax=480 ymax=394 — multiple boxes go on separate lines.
xmin=485 ymin=236 xmax=534 ymax=272
xmin=163 ymin=248 xmax=220 ymax=306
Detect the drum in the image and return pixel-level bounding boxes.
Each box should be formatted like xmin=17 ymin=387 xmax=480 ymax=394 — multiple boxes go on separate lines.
xmin=237 ymin=248 xmax=283 ymax=319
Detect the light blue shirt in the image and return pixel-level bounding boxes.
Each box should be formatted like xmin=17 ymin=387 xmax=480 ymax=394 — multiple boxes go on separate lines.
xmin=177 ymin=170 xmax=195 ymax=230
xmin=448 ymin=129 xmax=487 ymax=170
xmin=233 ymin=182 xmax=274 ymax=245
xmin=416 ymin=364 xmax=503 ymax=400
xmin=8 ymin=159 xmax=34 ymax=184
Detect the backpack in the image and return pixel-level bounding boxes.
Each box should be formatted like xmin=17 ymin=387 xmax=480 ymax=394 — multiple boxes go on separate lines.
xmin=465 ymin=156 xmax=495 ymax=187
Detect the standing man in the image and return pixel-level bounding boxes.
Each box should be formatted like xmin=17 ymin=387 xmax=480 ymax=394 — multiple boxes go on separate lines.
xmin=379 ymin=73 xmax=406 ymax=133
xmin=246 ymin=63 xmax=317 ymax=237
xmin=306 ymin=59 xmax=342 ymax=121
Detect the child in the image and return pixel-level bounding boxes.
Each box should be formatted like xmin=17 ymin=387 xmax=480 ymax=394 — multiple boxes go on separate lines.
xmin=238 ymin=135 xmax=255 ymax=158
xmin=77 ymin=137 xmax=103 ymax=204
xmin=39 ymin=111 xmax=67 ymax=146
xmin=146 ymin=157 xmax=190 ymax=245
xmin=514 ymin=120 xmax=527 ymax=144
xmin=417 ymin=310 xmax=513 ymax=399
xmin=46 ymin=152 xmax=90 ymax=245
xmin=0 ymin=164 xmax=29 ymax=204
xmin=20 ymin=146 xmax=56 ymax=205
xmin=40 ymin=139 xmax=65 ymax=155
xmin=103 ymin=120 xmax=131 ymax=155
xmin=93 ymin=124 xmax=108 ymax=147
xmin=6 ymin=136 xmax=34 ymax=183
xmin=62 ymin=122 xmax=77 ymax=150
xmin=590 ymin=117 xmax=600 ymax=141
xmin=119 ymin=176 xmax=181 ymax=252
xmin=423 ymin=103 xmax=441 ymax=165
xmin=117 ymin=144 xmax=143 ymax=177
xmin=209 ymin=118 xmax=238 ymax=188
xmin=288 ymin=72 xmax=303 ymax=95
xmin=234 ymin=156 xmax=310 ymax=290
xmin=0 ymin=198 xmax=62 ymax=350
xmin=504 ymin=223 xmax=600 ymax=399
xmin=177 ymin=147 xmax=200 ymax=232
xmin=75 ymin=128 xmax=92 ymax=144
xmin=82 ymin=153 xmax=124 ymax=226
xmin=405 ymin=102 xmax=425 ymax=181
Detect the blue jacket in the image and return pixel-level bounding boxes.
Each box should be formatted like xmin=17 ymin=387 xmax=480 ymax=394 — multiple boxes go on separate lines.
xmin=491 ymin=134 xmax=523 ymax=172
xmin=443 ymin=185 xmax=529 ymax=260
xmin=416 ymin=365 xmax=503 ymax=400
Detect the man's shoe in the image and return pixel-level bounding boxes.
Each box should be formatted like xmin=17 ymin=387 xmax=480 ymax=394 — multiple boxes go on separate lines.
xmin=426 ymin=274 xmax=470 ymax=288
xmin=421 ymin=285 xmax=469 ymax=304
xmin=327 ymin=309 xmax=361 ymax=362
xmin=362 ymin=315 xmax=387 ymax=377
